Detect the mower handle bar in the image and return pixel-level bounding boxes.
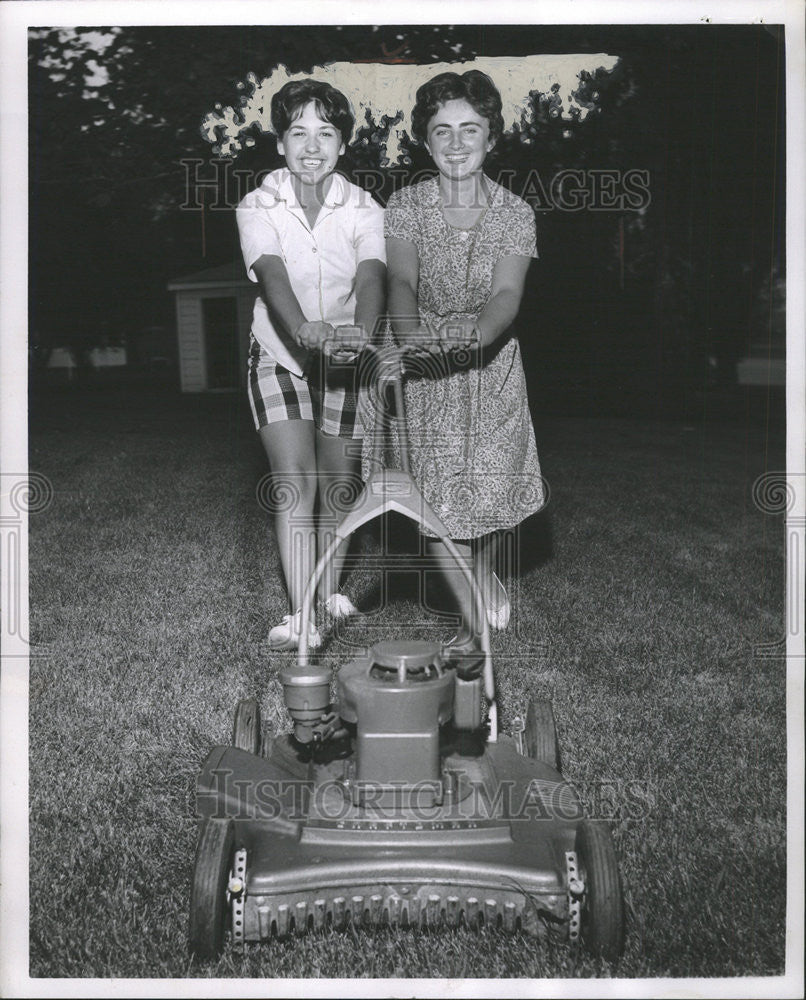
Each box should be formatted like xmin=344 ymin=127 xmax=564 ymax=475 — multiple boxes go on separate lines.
xmin=293 ymin=332 xmax=498 ymax=739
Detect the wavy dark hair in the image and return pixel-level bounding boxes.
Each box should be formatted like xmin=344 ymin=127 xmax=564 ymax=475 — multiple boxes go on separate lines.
xmin=410 ymin=70 xmax=504 ymax=147
xmin=270 ymin=79 xmax=354 ymax=146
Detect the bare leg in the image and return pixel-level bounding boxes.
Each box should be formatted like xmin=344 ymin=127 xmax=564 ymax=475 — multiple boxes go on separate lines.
xmin=427 ymin=538 xmax=480 ymax=644
xmin=315 ymin=429 xmax=360 ymax=602
xmin=473 ymin=531 xmax=506 ymax=611
xmin=257 ymin=420 xmax=318 ymax=612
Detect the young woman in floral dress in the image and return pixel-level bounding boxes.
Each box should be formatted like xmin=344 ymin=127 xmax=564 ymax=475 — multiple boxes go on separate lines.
xmin=382 ymin=69 xmax=544 ymax=647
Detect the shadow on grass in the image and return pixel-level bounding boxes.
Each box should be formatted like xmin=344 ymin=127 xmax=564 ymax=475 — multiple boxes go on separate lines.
xmin=515 ymin=508 xmax=554 ymax=576
xmin=339 ymin=506 xmax=554 ymax=626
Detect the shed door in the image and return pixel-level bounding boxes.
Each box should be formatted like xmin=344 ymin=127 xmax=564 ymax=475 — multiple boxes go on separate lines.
xmin=202 ymin=297 xmax=239 ymax=389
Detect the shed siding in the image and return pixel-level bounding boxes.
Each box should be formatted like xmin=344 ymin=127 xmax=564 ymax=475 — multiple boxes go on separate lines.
xmin=176 ymin=293 xmax=206 ymax=392
xmin=172 ymin=276 xmax=259 ymax=392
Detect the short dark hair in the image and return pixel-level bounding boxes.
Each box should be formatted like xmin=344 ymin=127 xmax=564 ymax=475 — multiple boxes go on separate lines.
xmin=270 ymin=79 xmax=354 ymax=146
xmin=410 ymin=70 xmax=504 ymax=147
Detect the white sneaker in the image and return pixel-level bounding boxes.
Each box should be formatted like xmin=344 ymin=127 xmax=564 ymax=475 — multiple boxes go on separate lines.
xmin=324 ymin=594 xmax=360 ymax=619
xmin=268 ymin=610 xmax=322 ymax=650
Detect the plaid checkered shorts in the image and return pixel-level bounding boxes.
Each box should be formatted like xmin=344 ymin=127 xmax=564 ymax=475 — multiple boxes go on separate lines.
xmin=247 ymin=337 xmax=362 ymax=439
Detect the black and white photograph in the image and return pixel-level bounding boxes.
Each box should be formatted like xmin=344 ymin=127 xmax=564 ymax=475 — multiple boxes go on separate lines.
xmin=1 ymin=0 xmax=803 ymax=996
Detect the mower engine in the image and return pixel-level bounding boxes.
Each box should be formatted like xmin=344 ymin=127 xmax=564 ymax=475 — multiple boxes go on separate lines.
xmin=338 ymin=641 xmax=455 ymax=807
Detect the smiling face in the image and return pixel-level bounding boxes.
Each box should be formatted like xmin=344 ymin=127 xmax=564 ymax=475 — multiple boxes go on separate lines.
xmin=425 ymin=98 xmax=494 ymax=181
xmin=277 ymin=101 xmax=345 ymax=188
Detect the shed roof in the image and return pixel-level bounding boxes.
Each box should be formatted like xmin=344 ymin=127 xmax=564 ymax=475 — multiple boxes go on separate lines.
xmin=167 ymin=260 xmax=251 ymax=291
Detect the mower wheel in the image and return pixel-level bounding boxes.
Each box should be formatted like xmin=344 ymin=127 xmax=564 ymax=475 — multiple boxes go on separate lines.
xmin=575 ymin=819 xmax=624 ymax=961
xmin=233 ymin=698 xmax=262 ymax=755
xmin=188 ymin=817 xmax=235 ymax=960
xmin=523 ymin=698 xmax=561 ymax=771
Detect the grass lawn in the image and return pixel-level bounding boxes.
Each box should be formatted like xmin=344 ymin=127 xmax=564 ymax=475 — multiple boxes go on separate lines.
xmin=27 ymin=375 xmax=787 ymax=980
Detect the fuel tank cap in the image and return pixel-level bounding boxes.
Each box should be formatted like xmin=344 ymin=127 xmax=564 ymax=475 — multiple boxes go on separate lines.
xmin=370 ymin=640 xmax=443 ymax=671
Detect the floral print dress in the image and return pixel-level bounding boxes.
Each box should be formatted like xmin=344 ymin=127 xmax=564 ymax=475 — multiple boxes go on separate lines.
xmin=378 ymin=175 xmax=544 ymax=539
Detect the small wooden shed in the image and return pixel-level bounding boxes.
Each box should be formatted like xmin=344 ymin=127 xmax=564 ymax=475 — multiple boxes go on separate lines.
xmin=167 ymin=261 xmax=257 ymax=392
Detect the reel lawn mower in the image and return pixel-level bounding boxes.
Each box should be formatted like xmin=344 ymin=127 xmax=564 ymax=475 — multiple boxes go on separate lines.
xmin=189 ymin=341 xmax=625 ymax=963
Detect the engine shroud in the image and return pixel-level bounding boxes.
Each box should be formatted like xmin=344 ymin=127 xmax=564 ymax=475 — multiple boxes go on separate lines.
xmin=338 ymin=641 xmax=455 ymax=807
